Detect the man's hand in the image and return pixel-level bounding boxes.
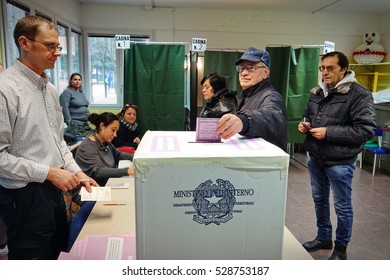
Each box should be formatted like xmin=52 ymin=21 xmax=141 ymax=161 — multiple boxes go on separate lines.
xmin=298 ymin=123 xmax=327 ymax=140
xmin=298 ymin=122 xmax=312 ymax=134
xmin=75 ymin=171 xmax=99 ymax=193
xmin=47 ymin=168 xmax=98 ymax=192
xmin=309 ymin=127 xmax=327 ymax=140
xmin=47 ymin=167 xmax=80 ymax=192
xmin=217 ymin=114 xmax=243 ymax=139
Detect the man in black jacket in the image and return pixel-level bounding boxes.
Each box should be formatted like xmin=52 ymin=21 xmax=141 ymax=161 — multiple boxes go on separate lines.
xmin=298 ymin=51 xmax=376 ymax=260
xmin=217 ymin=47 xmax=287 ymax=151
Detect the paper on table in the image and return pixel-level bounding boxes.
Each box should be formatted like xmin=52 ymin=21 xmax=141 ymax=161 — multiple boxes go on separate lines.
xmin=80 ymin=234 xmax=136 ymax=260
xmin=58 ymin=251 xmax=81 ymax=260
xmin=106 ymin=182 xmax=130 ymax=189
xmin=80 ymin=187 xmax=111 ymax=201
xmin=118 ymin=160 xmax=133 ymax=169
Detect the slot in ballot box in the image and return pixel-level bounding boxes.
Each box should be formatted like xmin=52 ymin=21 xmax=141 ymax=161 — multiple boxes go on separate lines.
xmin=133 ymin=131 xmax=289 ymax=260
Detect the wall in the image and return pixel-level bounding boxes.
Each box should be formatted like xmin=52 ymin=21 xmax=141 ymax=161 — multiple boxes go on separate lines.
xmin=5 ymin=2 xmax=389 ymax=58
xmin=28 ymin=0 xmax=81 ymax=26
xmin=80 ymin=4 xmax=388 ymax=57
xmin=379 ymin=12 xmax=390 ymax=56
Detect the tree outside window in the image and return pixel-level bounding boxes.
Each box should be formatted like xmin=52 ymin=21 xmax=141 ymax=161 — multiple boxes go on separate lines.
xmin=88 ymin=36 xmax=117 ymax=105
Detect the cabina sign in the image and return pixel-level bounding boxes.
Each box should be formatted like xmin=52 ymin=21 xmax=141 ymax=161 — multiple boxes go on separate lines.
xmin=192 ymin=38 xmax=207 ymax=52
xmin=116 ymin=35 xmax=131 ymax=49
xmin=323 ymin=41 xmax=335 ymax=54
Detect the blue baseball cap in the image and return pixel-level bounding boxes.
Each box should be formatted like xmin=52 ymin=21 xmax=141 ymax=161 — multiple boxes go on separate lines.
xmin=235 ymin=47 xmax=271 ymax=68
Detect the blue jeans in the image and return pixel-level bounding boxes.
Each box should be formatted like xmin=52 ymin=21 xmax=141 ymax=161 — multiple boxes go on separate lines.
xmin=308 ymin=159 xmax=355 ymax=248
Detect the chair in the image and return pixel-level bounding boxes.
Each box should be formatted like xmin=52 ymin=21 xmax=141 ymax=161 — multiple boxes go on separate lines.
xmin=117 ymin=146 xmax=135 ymax=154
xmin=360 ymin=126 xmax=390 ymax=176
xmin=67 ymin=201 xmax=96 ymax=251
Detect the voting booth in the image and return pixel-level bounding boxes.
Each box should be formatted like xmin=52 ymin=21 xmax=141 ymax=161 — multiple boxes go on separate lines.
xmin=133 ymin=131 xmax=289 ymax=259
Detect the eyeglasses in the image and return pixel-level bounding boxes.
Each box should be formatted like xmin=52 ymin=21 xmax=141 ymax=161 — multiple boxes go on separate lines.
xmin=26 ymin=37 xmax=63 ymax=52
xmin=236 ymin=65 xmax=267 ymax=72
xmin=124 ymin=104 xmax=137 ymax=109
xmin=318 ymin=65 xmax=338 ymax=72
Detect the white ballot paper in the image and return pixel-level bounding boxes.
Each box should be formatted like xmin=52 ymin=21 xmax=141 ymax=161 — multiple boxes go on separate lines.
xmin=106 ymin=182 xmax=130 ymax=189
xmin=80 ymin=187 xmax=112 ymax=201
xmin=118 ymin=160 xmax=133 ymax=168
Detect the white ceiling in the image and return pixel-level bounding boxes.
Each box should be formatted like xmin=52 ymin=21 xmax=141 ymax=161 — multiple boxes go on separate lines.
xmin=78 ymin=0 xmax=390 ymax=15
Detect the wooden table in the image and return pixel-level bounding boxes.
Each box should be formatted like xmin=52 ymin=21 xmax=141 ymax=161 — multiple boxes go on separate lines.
xmin=71 ymin=177 xmax=135 ymax=243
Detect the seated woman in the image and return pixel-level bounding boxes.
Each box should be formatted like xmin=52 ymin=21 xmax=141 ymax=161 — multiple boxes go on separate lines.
xmin=75 ymin=112 xmax=134 ymax=187
xmin=60 ymin=73 xmax=90 ymax=136
xmin=199 ymin=72 xmax=237 ymax=118
xmin=112 ymin=103 xmax=142 ymax=152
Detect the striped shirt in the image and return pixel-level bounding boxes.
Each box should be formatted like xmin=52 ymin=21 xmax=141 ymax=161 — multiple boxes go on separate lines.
xmin=0 ymin=60 xmax=81 ymax=189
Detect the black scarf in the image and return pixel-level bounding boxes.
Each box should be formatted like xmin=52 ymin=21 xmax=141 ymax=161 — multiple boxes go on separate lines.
xmin=119 ymin=117 xmax=138 ymax=132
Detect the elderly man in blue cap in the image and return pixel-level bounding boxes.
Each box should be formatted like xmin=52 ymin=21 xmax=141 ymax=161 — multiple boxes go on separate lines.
xmin=217 ymin=47 xmax=287 ymax=151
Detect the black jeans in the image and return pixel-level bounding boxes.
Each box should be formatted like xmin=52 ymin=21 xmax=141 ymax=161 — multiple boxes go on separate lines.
xmin=0 ymin=181 xmax=69 ymax=260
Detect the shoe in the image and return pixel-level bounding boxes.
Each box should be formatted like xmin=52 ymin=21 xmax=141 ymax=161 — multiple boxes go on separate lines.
xmin=328 ymin=244 xmax=347 ymax=260
xmin=302 ymin=238 xmax=333 ymax=252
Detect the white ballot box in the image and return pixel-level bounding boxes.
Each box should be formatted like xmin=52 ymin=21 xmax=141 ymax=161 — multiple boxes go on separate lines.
xmin=133 ymin=131 xmax=290 ymax=260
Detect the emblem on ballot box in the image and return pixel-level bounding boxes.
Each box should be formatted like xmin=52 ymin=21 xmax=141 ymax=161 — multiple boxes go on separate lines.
xmin=192 ymin=179 xmax=236 ymax=225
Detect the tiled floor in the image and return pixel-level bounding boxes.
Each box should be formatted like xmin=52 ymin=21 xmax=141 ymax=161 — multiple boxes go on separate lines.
xmin=286 ymin=151 xmax=390 ymax=260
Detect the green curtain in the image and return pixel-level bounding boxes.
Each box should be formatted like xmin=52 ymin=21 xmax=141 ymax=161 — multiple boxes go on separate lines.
xmin=204 ymin=50 xmax=244 ymax=93
xmin=266 ymin=46 xmax=320 ymax=143
xmin=124 ymin=44 xmax=185 ymax=133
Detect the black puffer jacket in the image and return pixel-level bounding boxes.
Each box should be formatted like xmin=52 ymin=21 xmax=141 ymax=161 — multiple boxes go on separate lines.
xmin=199 ymin=89 xmax=237 ymax=118
xmin=303 ymin=71 xmax=376 ymax=166
xmin=236 ymin=79 xmax=288 ymax=151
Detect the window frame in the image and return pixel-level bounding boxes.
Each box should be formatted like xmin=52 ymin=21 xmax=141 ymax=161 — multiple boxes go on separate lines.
xmin=83 ymin=30 xmax=152 ymax=109
xmin=56 ymin=22 xmax=69 ymax=93
xmin=71 ymin=28 xmax=82 ymax=74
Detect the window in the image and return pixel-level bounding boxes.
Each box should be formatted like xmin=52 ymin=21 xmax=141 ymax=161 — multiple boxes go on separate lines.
xmin=57 ymin=23 xmax=69 ymax=93
xmin=4 ymin=0 xmax=30 ymax=64
xmin=72 ymin=29 xmax=81 ymax=73
xmin=87 ymin=35 xmax=117 ymax=105
xmin=34 ymin=10 xmax=54 ymax=80
xmin=86 ymin=34 xmax=150 ymax=107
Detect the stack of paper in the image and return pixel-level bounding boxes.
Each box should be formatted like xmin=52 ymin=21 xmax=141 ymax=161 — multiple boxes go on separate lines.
xmin=59 ymin=234 xmax=136 ymax=260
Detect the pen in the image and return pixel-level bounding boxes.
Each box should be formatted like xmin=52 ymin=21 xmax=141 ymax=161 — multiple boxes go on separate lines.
xmin=103 ymin=203 xmax=127 ymax=206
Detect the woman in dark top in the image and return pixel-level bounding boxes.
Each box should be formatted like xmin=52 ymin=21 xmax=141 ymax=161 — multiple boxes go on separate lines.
xmin=199 ymin=72 xmax=237 ymax=118
xmin=112 ymin=104 xmax=142 ymax=150
xmin=75 ymin=112 xmax=134 ymax=187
